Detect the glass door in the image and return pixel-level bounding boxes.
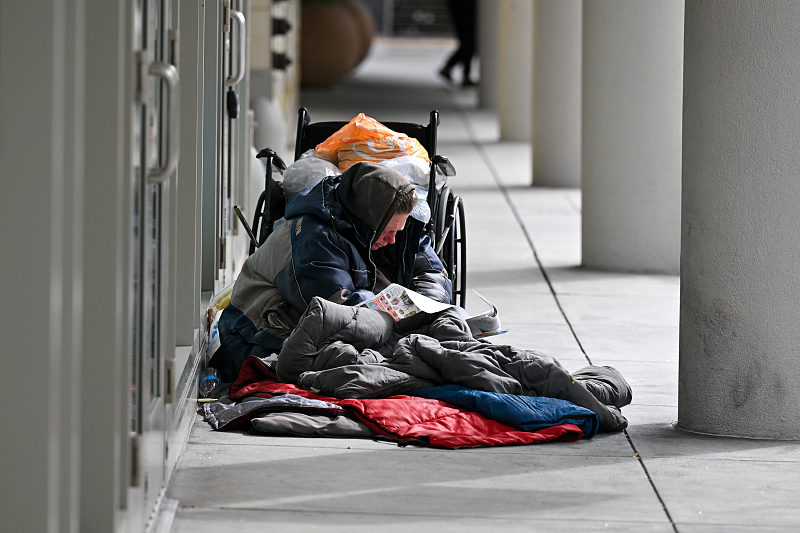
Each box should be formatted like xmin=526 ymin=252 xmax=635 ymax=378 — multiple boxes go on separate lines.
xmin=216 ymin=0 xmax=247 ymax=292
xmin=129 ymin=0 xmax=179 ymax=528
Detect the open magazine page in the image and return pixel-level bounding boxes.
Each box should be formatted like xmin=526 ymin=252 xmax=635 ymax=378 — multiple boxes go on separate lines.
xmin=356 ymin=284 xmax=505 ymax=338
xmin=463 ymin=290 xmax=507 ymax=338
xmin=356 ymin=283 xmax=452 ymax=322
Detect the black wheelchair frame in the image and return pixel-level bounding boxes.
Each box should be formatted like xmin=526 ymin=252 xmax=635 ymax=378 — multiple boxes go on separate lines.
xmin=237 ymin=108 xmax=467 ymax=307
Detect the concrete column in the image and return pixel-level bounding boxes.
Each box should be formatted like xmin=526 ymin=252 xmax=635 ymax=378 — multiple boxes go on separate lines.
xmin=680 ymin=0 xmax=800 ymax=440
xmin=497 ymin=0 xmax=532 ymax=141
xmin=581 ymin=0 xmax=683 ymax=273
xmin=478 ymin=0 xmax=498 ymax=110
xmin=532 ymin=0 xmax=581 ymax=188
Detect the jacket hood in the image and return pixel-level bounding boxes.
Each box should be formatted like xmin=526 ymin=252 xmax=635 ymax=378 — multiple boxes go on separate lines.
xmin=337 ymin=162 xmax=415 ymax=239
xmin=285 ymin=161 xmax=415 ymax=247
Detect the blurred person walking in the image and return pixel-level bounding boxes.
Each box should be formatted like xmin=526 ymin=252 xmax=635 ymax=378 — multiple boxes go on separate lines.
xmin=439 ymin=0 xmax=477 ymax=87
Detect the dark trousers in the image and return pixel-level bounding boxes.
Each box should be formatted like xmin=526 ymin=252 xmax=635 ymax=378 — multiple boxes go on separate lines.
xmin=209 ymin=304 xmax=284 ymax=383
xmin=443 ymin=0 xmax=477 ymax=79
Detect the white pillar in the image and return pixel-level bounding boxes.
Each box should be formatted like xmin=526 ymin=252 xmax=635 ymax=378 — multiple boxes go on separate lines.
xmin=532 ymin=0 xmax=581 ymax=187
xmin=478 ymin=0 xmax=499 ymax=110
xmin=581 ymin=0 xmax=684 ymax=273
xmin=497 ymin=0 xmax=532 ymax=141
xmin=680 ymin=0 xmax=800 ymax=439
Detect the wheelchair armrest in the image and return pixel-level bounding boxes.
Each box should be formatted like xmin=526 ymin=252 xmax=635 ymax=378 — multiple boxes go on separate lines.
xmin=432 ymin=154 xmax=456 ymax=177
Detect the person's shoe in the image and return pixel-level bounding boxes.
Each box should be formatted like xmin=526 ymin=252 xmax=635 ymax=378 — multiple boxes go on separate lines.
xmin=462 ymin=78 xmax=477 ymax=87
xmin=438 ymin=68 xmax=453 ymax=84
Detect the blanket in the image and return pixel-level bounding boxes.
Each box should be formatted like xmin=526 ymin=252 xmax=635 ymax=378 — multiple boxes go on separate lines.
xmin=203 ymin=356 xmax=593 ymax=449
xmin=276 ymin=297 xmax=631 ymax=431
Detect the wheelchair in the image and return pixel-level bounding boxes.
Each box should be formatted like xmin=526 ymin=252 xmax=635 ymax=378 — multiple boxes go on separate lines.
xmin=236 ymin=108 xmax=467 ymax=307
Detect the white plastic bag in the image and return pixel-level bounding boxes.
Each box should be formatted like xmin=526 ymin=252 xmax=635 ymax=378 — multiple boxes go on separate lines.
xmin=410 ymin=187 xmax=431 ymax=224
xmin=376 ymin=156 xmax=442 ymax=224
xmin=282 ymin=149 xmax=341 ymax=198
xmin=207 ymin=307 xmax=223 ymax=359
xmin=379 ymin=155 xmax=441 ymax=189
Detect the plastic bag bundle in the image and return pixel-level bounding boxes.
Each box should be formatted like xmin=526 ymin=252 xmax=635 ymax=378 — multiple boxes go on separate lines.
xmin=282 ymin=149 xmax=341 ymax=198
xmin=206 ymin=280 xmax=234 ymax=324
xmin=338 ymin=137 xmax=428 ymax=171
xmin=409 ymin=187 xmax=431 ymax=224
xmin=379 ymin=155 xmax=446 ymax=191
xmin=316 ymin=113 xmax=429 ymax=171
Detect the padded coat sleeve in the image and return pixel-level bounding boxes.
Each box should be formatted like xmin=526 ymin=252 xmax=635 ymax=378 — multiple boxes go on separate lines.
xmin=409 ymin=235 xmax=453 ymax=303
xmin=276 ymin=219 xmax=377 ymax=313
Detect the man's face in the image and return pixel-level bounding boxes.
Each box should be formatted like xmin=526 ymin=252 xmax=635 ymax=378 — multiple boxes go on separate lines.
xmin=372 ymin=212 xmax=409 ymax=250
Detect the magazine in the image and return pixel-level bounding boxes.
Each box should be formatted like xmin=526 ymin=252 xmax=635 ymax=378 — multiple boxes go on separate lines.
xmin=356 ymin=284 xmax=506 ymax=337
xmin=355 ymin=283 xmax=452 ymax=321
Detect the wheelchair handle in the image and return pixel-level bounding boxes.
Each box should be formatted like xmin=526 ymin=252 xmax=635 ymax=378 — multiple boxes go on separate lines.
xmin=256 ymin=147 xmax=287 ymax=171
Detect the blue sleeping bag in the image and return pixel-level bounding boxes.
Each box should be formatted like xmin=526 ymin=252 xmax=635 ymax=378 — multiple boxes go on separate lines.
xmin=410 ymin=384 xmax=599 ymax=439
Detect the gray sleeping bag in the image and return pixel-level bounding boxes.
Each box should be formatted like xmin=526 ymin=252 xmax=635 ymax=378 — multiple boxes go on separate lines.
xmin=276 ymin=297 xmax=632 ymax=431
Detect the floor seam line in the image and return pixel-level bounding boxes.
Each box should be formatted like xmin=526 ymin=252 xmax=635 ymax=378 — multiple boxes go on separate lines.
xmin=452 ymin=98 xmax=591 ymax=366
xmin=453 ymin=97 xmax=680 ymax=531
xmin=625 ymin=430 xmax=680 ymax=532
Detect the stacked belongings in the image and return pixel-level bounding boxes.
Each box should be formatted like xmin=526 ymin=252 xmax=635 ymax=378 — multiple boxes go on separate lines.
xmin=204 ymin=113 xmax=634 ymax=448
xmin=281 ymin=113 xmax=446 ymax=224
xmin=314 ymin=112 xmax=430 ymax=171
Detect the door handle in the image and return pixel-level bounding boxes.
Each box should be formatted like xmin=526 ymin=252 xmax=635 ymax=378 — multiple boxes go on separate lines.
xmin=225 ymin=8 xmax=246 ymax=87
xmin=147 ymin=61 xmax=181 ymax=184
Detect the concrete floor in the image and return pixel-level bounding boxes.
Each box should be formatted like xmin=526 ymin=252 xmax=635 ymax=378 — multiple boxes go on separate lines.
xmin=166 ymin=38 xmax=800 ymax=533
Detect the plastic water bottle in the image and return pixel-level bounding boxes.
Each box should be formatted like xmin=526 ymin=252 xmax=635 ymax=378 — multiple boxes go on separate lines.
xmin=199 ymin=367 xmax=221 ymax=398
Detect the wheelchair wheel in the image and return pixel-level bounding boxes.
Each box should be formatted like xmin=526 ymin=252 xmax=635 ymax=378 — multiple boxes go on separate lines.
xmin=434 ymin=187 xmax=467 ymax=308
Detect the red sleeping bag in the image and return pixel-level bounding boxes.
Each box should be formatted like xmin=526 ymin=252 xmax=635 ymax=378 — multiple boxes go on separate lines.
xmin=227 ymin=356 xmax=583 ymax=449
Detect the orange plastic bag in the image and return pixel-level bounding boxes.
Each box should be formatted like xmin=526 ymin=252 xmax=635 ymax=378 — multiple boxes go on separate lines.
xmin=315 ymin=113 xmax=429 ymax=171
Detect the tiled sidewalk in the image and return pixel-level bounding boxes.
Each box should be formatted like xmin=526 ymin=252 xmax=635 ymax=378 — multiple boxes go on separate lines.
xmin=167 ymin=38 xmax=800 ymax=533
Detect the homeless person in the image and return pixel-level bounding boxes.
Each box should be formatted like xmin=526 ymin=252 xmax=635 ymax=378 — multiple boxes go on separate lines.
xmin=209 ymin=161 xmax=452 ymax=382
